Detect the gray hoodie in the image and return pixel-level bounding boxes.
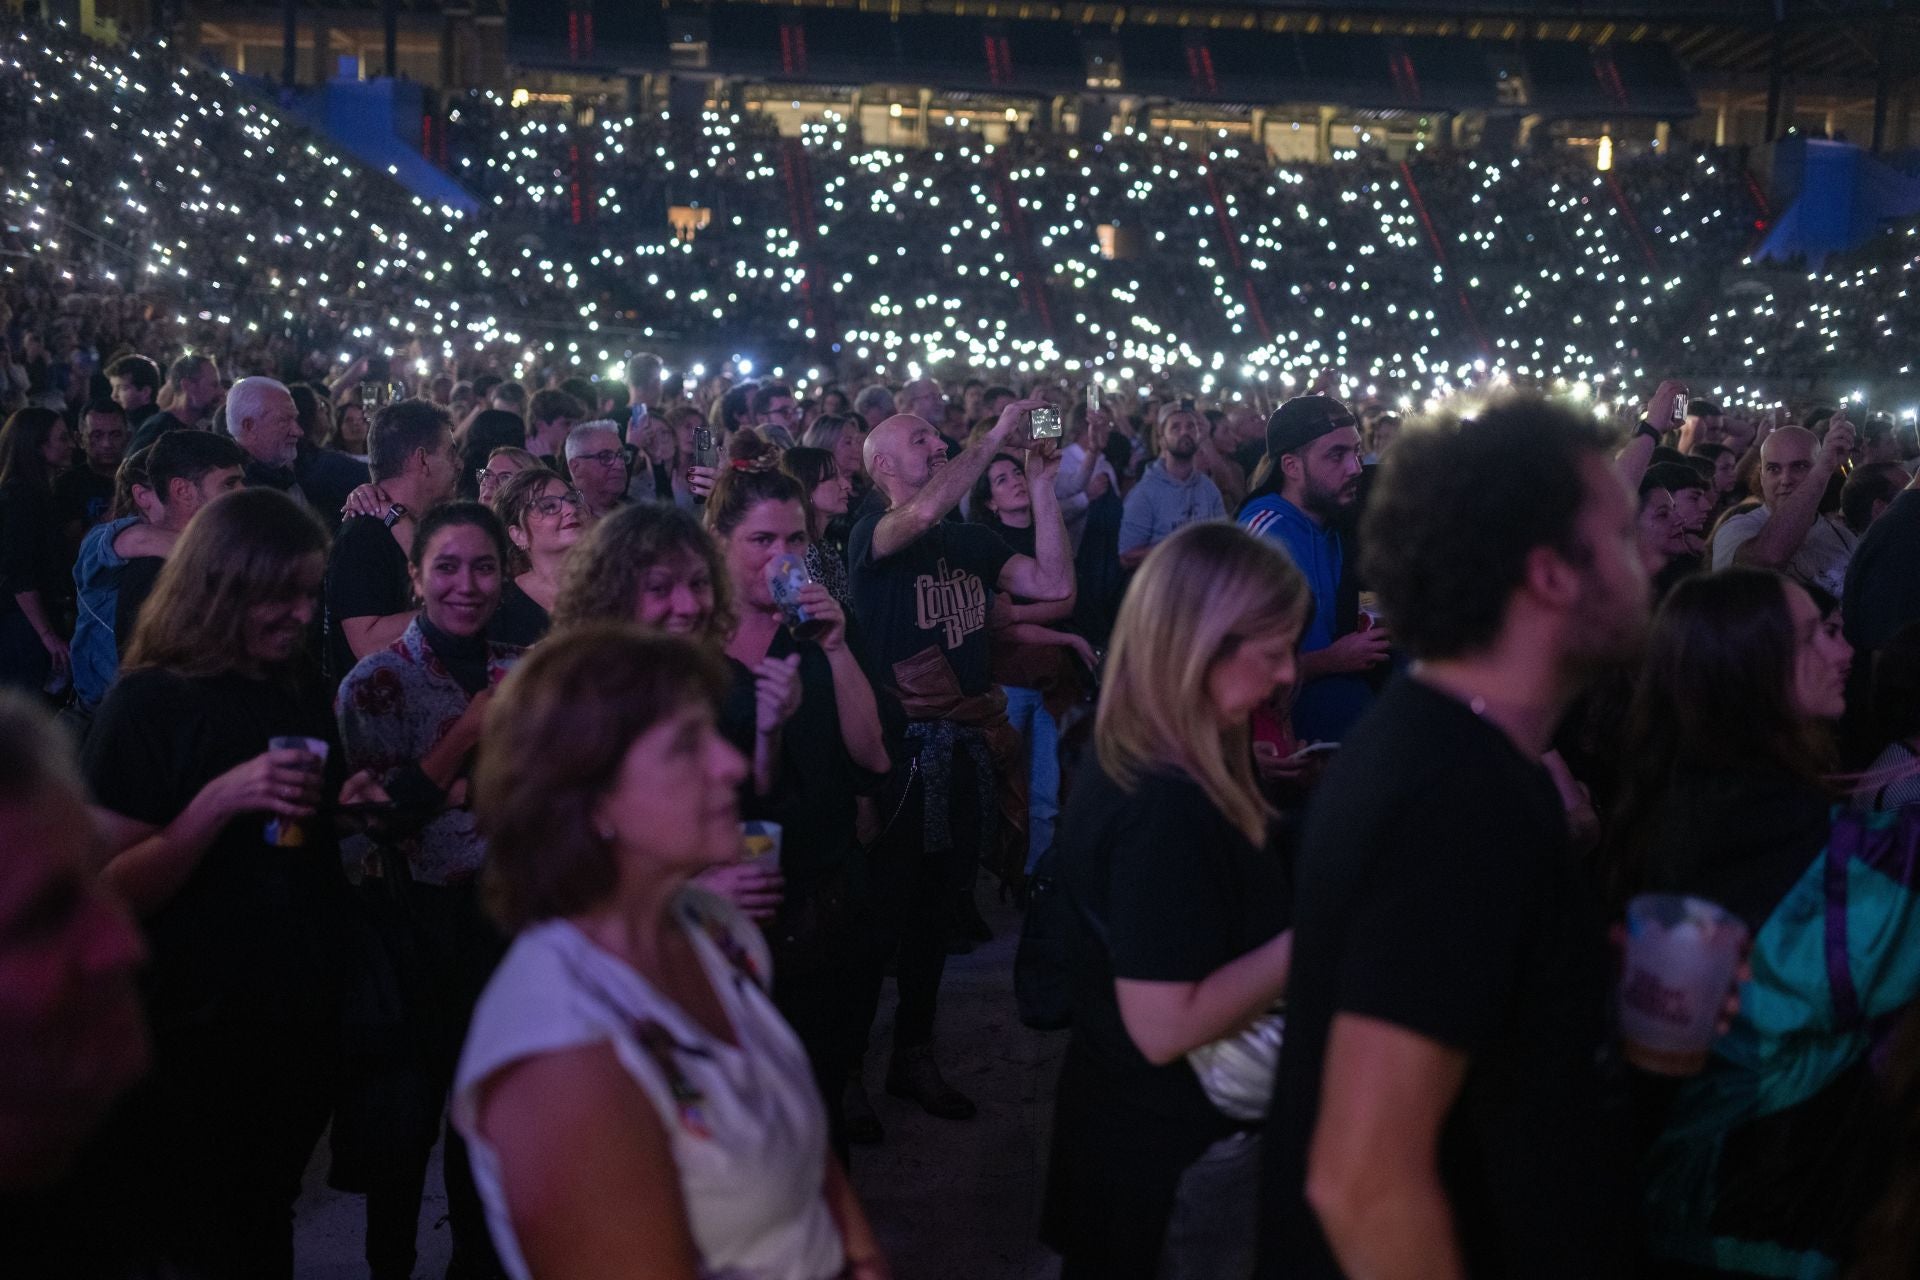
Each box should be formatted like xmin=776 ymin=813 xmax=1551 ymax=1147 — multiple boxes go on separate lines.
xmin=1117 ymin=460 xmax=1225 ymax=554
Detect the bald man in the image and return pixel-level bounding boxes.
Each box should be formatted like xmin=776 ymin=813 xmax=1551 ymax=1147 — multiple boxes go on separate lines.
xmin=849 ymin=398 xmax=1072 ymax=1120
xmin=1711 ymin=416 xmax=1858 ymax=597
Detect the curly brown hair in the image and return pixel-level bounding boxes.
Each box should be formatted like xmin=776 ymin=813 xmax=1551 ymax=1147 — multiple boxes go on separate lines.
xmin=549 ymin=501 xmax=733 ymax=641
xmin=476 ymin=624 xmax=727 ymax=930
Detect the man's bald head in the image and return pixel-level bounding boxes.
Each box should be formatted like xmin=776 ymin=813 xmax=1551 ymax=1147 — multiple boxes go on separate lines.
xmin=864 ymin=413 xmax=922 ymax=473
xmin=1759 ymin=425 xmax=1819 ymax=511
xmin=865 ymin=414 xmax=945 ymax=503
xmin=1762 ymin=425 xmax=1816 ymax=463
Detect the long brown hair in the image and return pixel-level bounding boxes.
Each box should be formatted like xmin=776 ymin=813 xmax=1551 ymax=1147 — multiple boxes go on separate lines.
xmin=1095 ymin=521 xmax=1309 ymax=845
xmin=782 ymin=446 xmax=838 ymax=542
xmin=0 ymin=407 xmax=63 ymax=492
xmin=1604 ymin=569 xmax=1835 ymax=906
xmin=124 ymin=489 xmax=328 ymax=678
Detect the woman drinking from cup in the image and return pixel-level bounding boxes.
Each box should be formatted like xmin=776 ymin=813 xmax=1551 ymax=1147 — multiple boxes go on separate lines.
xmin=490 ymin=468 xmax=584 ymax=646
xmin=1608 ymin=568 xmax=1920 ymax=1277
xmin=83 ymin=487 xmax=386 ymax=1277
xmin=453 ymin=627 xmax=889 ymax=1280
xmin=705 ymin=434 xmax=892 ymax=1154
xmin=1042 ymin=521 xmax=1306 ymax=1280
xmin=335 ymin=501 xmax=522 ymax=1280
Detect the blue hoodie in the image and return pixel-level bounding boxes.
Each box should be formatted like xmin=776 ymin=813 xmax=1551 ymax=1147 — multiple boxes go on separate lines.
xmin=1238 ymin=494 xmax=1373 ymax=742
xmin=70 ymin=516 xmax=141 ymax=709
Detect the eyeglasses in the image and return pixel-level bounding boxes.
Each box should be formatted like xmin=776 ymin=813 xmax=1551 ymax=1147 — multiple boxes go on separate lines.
xmin=574 ymin=449 xmax=627 ymax=469
xmin=475 ymin=467 xmax=512 ymax=485
xmin=530 ymin=489 xmax=586 ymax=518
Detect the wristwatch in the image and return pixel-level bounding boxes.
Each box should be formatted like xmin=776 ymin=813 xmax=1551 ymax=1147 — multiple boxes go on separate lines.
xmin=1635 ymin=419 xmax=1664 ymax=445
xmin=381 ymin=502 xmax=409 ymax=528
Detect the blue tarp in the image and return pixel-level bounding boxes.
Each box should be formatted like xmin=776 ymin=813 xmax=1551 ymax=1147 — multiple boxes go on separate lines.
xmin=282 ymin=78 xmax=479 ymax=217
xmin=1754 ymin=138 xmax=1920 ymax=267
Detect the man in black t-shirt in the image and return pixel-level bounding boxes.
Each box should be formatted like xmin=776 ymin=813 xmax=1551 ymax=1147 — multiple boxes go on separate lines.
xmin=1260 ymin=398 xmax=1655 ymax=1280
xmin=850 ymin=398 xmax=1072 ymax=1119
xmin=54 ymin=400 xmax=127 ymax=546
xmin=324 ymin=399 xmax=459 ymax=679
xmin=127 ymin=355 xmax=224 ymax=453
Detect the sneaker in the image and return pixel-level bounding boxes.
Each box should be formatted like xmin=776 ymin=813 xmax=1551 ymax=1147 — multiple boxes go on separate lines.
xmin=843 ymin=1073 xmax=884 ymax=1145
xmin=885 ymin=1045 xmax=977 ymax=1120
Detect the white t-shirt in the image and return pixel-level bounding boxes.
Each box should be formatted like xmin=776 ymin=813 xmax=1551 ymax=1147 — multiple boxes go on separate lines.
xmin=1710 ymin=506 xmax=1858 ymax=598
xmin=452 ymin=890 xmax=845 ymax=1280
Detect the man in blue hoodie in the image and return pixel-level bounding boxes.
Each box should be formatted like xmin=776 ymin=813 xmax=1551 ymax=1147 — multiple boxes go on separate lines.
xmin=1238 ymin=395 xmax=1390 ymax=742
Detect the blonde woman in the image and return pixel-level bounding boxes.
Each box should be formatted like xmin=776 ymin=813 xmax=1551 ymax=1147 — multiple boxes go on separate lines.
xmin=1041 ymin=520 xmax=1307 ymax=1280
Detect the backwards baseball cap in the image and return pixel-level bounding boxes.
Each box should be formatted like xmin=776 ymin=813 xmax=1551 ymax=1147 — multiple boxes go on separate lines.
xmin=1265 ymin=395 xmax=1359 ymax=459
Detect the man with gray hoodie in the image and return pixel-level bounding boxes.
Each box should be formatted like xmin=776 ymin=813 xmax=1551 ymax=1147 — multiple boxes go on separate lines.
xmin=1117 ymin=403 xmax=1226 ymax=567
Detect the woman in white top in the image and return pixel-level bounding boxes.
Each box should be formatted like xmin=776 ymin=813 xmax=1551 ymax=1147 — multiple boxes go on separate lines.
xmin=453 ymin=625 xmax=889 ymax=1280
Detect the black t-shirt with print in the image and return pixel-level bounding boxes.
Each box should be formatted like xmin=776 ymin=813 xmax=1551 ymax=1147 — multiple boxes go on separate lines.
xmin=324 ymin=515 xmax=412 ymax=680
xmin=848 ymin=510 xmax=1013 ymax=701
xmin=1259 ymin=675 xmax=1626 ymax=1280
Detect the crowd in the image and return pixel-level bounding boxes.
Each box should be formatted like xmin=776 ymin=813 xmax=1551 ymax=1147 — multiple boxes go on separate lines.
xmin=8 ymin=13 xmax=1920 ymax=1280
xmin=10 ymin=12 xmax=1920 ymax=416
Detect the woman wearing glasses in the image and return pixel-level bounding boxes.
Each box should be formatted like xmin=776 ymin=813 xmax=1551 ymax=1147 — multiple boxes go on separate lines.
xmin=475 ymin=446 xmax=540 ymax=507
xmin=488 ymin=469 xmax=583 ymax=648
xmin=564 ymin=421 xmax=633 ymax=524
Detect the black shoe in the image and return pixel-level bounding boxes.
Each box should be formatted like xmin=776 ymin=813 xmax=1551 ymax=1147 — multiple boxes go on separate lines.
xmin=886 ymin=1045 xmax=977 ymax=1120
xmin=843 ymin=1074 xmax=884 ymax=1145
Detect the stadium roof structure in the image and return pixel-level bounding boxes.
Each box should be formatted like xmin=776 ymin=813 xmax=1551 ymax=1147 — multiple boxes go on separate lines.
xmin=494 ymin=0 xmax=1911 ymax=111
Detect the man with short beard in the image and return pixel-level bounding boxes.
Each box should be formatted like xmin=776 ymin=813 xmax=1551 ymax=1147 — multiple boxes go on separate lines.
xmin=128 ymin=355 xmax=224 ymax=452
xmin=1239 ymin=396 xmax=1389 ymax=742
xmin=1261 ymin=397 xmax=1656 ymax=1280
xmin=1117 ymin=404 xmax=1225 ymax=568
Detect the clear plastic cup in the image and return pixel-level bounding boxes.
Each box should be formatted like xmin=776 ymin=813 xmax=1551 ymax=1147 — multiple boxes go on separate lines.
xmin=740 ymin=820 xmax=783 ymax=867
xmin=264 ymin=736 xmax=329 ymax=848
xmin=1618 ymin=893 xmax=1749 ymax=1076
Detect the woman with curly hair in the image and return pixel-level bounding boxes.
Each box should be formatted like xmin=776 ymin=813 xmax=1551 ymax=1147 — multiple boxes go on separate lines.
xmin=552 ymin=500 xmax=799 ymax=922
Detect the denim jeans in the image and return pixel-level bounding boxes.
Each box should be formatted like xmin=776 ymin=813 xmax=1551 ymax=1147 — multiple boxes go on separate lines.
xmin=1001 ymin=684 xmax=1060 ymax=873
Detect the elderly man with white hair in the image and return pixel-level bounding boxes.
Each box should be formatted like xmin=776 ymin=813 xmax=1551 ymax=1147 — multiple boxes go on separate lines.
xmin=226 ymin=376 xmax=308 ymax=505
xmin=564 ymin=419 xmax=631 ymax=523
